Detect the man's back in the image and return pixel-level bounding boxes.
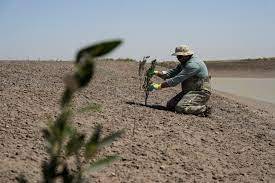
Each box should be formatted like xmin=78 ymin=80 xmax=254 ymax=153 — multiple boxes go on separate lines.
xmin=185 ymin=55 xmax=208 ymax=78
xmin=165 ymin=55 xmax=209 ymax=87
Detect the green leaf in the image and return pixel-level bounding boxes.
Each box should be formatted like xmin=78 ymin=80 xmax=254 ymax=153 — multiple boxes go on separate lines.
xmin=43 ymin=110 xmax=73 ymax=155
xmin=77 ymin=102 xmax=102 ymax=113
xmin=16 ymin=175 xmax=29 ymax=183
xmin=43 ymin=121 xmax=59 ymax=155
xmin=60 ymin=164 xmax=74 ymax=183
xmin=88 ymin=156 xmax=119 ymax=172
xmin=98 ymin=129 xmax=124 ymax=148
xmin=42 ymin=128 xmax=51 ymax=141
xmin=42 ymin=157 xmax=58 ymax=182
xmin=61 ymin=88 xmax=73 ymax=108
xmin=76 ymin=40 xmax=122 ymax=63
xmin=85 ymin=125 xmax=102 ymax=158
xmin=65 ymin=132 xmax=85 ymax=156
xmin=42 ymin=127 xmax=57 ymax=155
xmin=54 ymin=110 xmax=73 ymax=139
xmin=74 ymin=59 xmax=95 ymax=88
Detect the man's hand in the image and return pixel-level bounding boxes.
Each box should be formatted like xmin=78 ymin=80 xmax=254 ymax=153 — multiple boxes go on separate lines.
xmin=148 ymin=83 xmax=162 ymax=92
xmin=147 ymin=69 xmax=158 ymax=77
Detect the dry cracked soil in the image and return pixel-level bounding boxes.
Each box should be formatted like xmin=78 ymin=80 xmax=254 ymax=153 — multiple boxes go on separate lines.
xmin=0 ymin=60 xmax=274 ymax=182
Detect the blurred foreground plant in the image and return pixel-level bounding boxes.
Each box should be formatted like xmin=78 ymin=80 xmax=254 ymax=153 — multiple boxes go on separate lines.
xmin=17 ymin=40 xmax=123 ymax=183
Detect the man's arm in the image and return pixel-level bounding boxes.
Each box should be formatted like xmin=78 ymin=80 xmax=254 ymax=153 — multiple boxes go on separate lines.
xmin=154 ymin=64 xmax=181 ymax=80
xmin=154 ymin=71 xmax=167 ymax=79
xmin=160 ymin=82 xmax=169 ymax=89
xmin=165 ymin=63 xmax=200 ymax=87
xmin=148 ymin=63 xmax=199 ymax=91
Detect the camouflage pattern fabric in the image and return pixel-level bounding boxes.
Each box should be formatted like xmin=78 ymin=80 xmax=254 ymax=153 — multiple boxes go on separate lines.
xmin=166 ymin=76 xmax=211 ymax=115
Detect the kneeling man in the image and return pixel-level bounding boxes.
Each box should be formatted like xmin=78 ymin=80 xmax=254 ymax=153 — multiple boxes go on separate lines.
xmin=148 ymin=45 xmax=211 ymax=116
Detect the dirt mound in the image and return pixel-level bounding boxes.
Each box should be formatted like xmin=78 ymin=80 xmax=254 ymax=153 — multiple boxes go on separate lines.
xmin=0 ymin=61 xmax=274 ymax=182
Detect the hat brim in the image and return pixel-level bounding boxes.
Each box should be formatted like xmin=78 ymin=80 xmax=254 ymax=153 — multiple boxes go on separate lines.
xmin=171 ymin=52 xmax=194 ymax=56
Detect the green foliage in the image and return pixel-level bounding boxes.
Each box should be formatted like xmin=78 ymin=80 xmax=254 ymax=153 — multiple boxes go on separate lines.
xmin=85 ymin=125 xmax=124 ymax=159
xmin=77 ymin=102 xmax=102 ymax=113
xmin=65 ymin=131 xmax=85 ymax=156
xmin=85 ymin=125 xmax=102 ymax=158
xmin=74 ymin=58 xmax=95 ymax=88
xmin=98 ymin=130 xmax=124 ymax=148
xmin=76 ymin=40 xmax=122 ymax=63
xmin=18 ymin=40 xmax=123 ymax=182
xmin=143 ymin=59 xmax=157 ymax=105
xmin=61 ymin=88 xmax=74 ymax=108
xmin=88 ymin=156 xmax=119 ymax=172
xmin=16 ymin=175 xmax=28 ymax=183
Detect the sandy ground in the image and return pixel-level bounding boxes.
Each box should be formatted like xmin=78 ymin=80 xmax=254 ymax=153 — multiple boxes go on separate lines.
xmin=0 ymin=61 xmax=275 ymax=182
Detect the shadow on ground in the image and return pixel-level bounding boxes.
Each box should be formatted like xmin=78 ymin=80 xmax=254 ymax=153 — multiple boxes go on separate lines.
xmin=126 ymin=101 xmax=212 ymax=118
xmin=125 ymin=101 xmax=170 ymax=111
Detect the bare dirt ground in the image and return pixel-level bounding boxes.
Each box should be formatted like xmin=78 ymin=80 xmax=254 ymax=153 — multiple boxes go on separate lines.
xmin=0 ymin=61 xmax=274 ymax=182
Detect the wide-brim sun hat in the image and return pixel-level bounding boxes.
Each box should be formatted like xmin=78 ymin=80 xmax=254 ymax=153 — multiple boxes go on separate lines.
xmin=171 ymin=45 xmax=194 ymax=56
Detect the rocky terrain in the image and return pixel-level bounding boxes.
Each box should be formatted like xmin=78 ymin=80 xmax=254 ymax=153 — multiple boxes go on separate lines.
xmin=0 ymin=60 xmax=274 ymax=182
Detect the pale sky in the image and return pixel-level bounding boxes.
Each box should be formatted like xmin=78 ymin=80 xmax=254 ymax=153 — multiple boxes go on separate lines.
xmin=0 ymin=0 xmax=275 ymax=61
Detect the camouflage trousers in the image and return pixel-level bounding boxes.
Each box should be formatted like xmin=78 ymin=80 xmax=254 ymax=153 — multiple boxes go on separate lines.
xmin=166 ymin=76 xmax=211 ymax=115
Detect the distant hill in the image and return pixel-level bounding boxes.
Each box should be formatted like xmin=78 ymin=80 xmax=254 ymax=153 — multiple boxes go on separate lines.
xmin=158 ymin=57 xmax=275 ymax=78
